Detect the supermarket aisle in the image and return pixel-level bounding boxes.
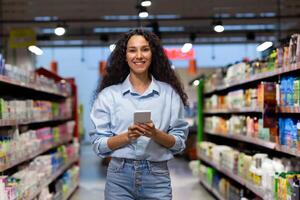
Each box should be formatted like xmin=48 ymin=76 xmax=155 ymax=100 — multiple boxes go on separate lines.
xmin=70 ymin=143 xmax=214 ymax=200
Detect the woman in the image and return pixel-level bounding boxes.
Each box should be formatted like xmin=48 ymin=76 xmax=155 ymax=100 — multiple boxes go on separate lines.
xmin=90 ymin=28 xmax=189 ymax=200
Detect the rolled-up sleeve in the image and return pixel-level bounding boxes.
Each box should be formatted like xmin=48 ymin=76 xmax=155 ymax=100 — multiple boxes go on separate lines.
xmin=168 ymin=91 xmax=189 ymax=154
xmin=90 ymin=90 xmax=114 ymax=157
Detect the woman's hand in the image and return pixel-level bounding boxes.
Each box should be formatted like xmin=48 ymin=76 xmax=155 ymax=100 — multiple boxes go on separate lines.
xmin=137 ymin=121 xmax=158 ymax=138
xmin=127 ymin=125 xmax=143 ymax=142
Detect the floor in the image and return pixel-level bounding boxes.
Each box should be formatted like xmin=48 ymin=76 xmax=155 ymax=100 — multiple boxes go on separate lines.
xmin=70 ymin=144 xmax=215 ymax=200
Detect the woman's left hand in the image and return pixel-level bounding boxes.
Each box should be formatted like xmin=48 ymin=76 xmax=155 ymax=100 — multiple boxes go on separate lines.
xmin=137 ymin=121 xmax=157 ymax=138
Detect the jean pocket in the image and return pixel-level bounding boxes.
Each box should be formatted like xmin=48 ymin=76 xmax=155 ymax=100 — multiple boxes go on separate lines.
xmin=149 ymin=162 xmax=169 ymax=176
xmin=107 ymin=158 xmax=123 ymax=173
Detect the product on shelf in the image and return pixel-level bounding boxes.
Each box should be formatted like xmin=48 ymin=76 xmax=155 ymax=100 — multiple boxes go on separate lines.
xmin=198 ymin=141 xmax=300 ymax=199
xmin=0 ymin=142 xmax=79 ymax=200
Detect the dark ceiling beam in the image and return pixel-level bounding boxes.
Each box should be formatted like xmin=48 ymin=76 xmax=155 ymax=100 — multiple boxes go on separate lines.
xmin=1 ymin=14 xmax=300 ymax=24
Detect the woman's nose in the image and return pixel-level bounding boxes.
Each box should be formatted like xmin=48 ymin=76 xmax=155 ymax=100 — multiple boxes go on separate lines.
xmin=136 ymin=50 xmax=142 ymax=58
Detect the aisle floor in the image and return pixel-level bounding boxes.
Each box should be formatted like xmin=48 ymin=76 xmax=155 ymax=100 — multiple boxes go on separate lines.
xmin=70 ymin=144 xmax=215 ymax=200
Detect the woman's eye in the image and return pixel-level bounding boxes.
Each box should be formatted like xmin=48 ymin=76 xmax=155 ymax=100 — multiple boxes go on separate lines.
xmin=127 ymin=49 xmax=136 ymax=53
xmin=143 ymin=48 xmax=150 ymax=52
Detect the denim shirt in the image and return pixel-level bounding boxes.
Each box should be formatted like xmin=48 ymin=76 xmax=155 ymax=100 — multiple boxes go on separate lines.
xmin=90 ymin=75 xmax=189 ymax=161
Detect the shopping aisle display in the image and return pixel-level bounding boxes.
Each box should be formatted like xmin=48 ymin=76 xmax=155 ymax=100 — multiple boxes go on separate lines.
xmin=194 ymin=34 xmax=300 ymax=200
xmin=0 ymin=58 xmax=80 ymax=200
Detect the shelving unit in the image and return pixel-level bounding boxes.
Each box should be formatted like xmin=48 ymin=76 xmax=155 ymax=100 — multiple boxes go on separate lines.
xmin=19 ymin=156 xmax=79 ymax=200
xmin=198 ymin=60 xmax=300 ymax=199
xmin=0 ymin=68 xmax=79 ymax=200
xmin=199 ymin=179 xmax=225 ymax=200
xmin=63 ymin=184 xmax=79 ymax=200
xmin=0 ymin=75 xmax=69 ymax=98
xmin=198 ymin=154 xmax=265 ymax=199
xmin=204 ymin=130 xmax=300 ymax=157
xmin=205 ymin=63 xmax=300 ymax=95
xmin=0 ymin=136 xmax=73 ymax=172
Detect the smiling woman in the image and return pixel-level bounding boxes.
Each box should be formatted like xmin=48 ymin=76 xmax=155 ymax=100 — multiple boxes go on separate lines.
xmin=90 ymin=28 xmax=189 ymax=200
xmin=126 ymin=35 xmax=152 ymax=83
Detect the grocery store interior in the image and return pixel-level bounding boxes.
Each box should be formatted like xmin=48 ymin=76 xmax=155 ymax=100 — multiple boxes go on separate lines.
xmin=1 ymin=0 xmax=300 ymax=200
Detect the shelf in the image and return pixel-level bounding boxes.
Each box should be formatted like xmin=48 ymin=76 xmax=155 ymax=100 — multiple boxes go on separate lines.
xmin=204 ymin=107 xmax=262 ymax=114
xmin=63 ymin=184 xmax=79 ymax=200
xmin=205 ymin=63 xmax=300 ymax=95
xmin=18 ymin=156 xmax=79 ymax=200
xmin=276 ymin=146 xmax=300 ymax=157
xmin=205 ymin=130 xmax=300 ymax=157
xmin=278 ymin=106 xmax=300 ymax=113
xmin=0 ymin=136 xmax=73 ymax=172
xmin=205 ymin=130 xmax=277 ymax=150
xmin=204 ymin=106 xmax=300 ymax=114
xmin=0 ymin=75 xmax=69 ymax=98
xmin=198 ymin=154 xmax=265 ymax=199
xmin=0 ymin=117 xmax=71 ymax=127
xmin=199 ymin=179 xmax=225 ymax=200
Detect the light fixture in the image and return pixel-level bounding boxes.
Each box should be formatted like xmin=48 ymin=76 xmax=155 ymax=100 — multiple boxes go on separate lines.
xmin=28 ymin=45 xmax=43 ymax=55
xmin=109 ymin=44 xmax=116 ymax=52
xmin=141 ymin=0 xmax=152 ymax=7
xmin=256 ymin=41 xmax=273 ymax=52
xmin=137 ymin=5 xmax=149 ymax=18
xmin=213 ymin=20 xmax=224 ymax=33
xmin=193 ymin=80 xmax=200 ymax=86
xmin=139 ymin=9 xmax=148 ymax=18
xmin=181 ymin=43 xmax=193 ymax=53
xmin=54 ymin=23 xmax=66 ymax=36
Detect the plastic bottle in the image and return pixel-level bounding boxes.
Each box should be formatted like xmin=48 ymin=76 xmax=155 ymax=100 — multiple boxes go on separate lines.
xmin=0 ymin=181 xmax=8 ymax=200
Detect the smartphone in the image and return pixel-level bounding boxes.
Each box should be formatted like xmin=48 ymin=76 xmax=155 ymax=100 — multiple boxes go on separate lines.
xmin=134 ymin=110 xmax=151 ymax=124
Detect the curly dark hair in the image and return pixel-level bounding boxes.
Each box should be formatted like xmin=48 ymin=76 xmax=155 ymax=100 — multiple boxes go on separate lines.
xmin=93 ymin=28 xmax=188 ymax=106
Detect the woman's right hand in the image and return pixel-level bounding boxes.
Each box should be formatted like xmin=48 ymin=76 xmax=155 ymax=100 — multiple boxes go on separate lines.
xmin=127 ymin=125 xmax=143 ymax=142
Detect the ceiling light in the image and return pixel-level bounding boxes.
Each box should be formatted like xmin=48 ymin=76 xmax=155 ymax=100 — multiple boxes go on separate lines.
xmin=54 ymin=24 xmax=66 ymax=36
xmin=193 ymin=80 xmax=200 ymax=86
xmin=256 ymin=41 xmax=273 ymax=52
xmin=137 ymin=5 xmax=149 ymax=18
xmin=141 ymin=0 xmax=152 ymax=7
xmin=139 ymin=11 xmax=149 ymax=18
xmin=181 ymin=43 xmax=193 ymax=53
xmin=28 ymin=45 xmax=43 ymax=55
xmin=214 ymin=25 xmax=224 ymax=33
xmin=213 ymin=20 xmax=224 ymax=33
xmin=109 ymin=44 xmax=116 ymax=52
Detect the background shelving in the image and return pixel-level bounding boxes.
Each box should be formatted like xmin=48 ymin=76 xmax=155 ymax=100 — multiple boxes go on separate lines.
xmin=0 ymin=67 xmax=80 ymax=200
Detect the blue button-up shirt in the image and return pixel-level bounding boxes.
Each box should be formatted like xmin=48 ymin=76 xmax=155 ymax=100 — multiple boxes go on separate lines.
xmin=90 ymin=75 xmax=189 ymax=161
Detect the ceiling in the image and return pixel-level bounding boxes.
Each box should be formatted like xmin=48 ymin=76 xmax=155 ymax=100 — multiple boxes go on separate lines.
xmin=1 ymin=0 xmax=300 ymax=47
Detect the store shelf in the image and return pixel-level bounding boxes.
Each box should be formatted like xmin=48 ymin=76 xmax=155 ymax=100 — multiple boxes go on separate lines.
xmin=205 ymin=63 xmax=300 ymax=95
xmin=63 ymin=184 xmax=79 ymax=200
xmin=18 ymin=156 xmax=79 ymax=200
xmin=0 ymin=75 xmax=69 ymax=98
xmin=199 ymin=179 xmax=225 ymax=200
xmin=276 ymin=146 xmax=300 ymax=157
xmin=198 ymin=154 xmax=265 ymax=199
xmin=0 ymin=136 xmax=73 ymax=172
xmin=205 ymin=130 xmax=300 ymax=157
xmin=278 ymin=106 xmax=300 ymax=113
xmin=205 ymin=130 xmax=277 ymax=150
xmin=204 ymin=106 xmax=300 ymax=114
xmin=204 ymin=107 xmax=262 ymax=114
xmin=0 ymin=117 xmax=71 ymax=127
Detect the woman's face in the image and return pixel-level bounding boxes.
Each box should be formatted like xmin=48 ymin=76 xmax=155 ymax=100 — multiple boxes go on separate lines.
xmin=126 ymin=35 xmax=152 ymax=75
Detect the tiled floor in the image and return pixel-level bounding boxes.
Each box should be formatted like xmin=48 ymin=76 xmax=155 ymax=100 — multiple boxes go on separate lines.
xmin=70 ymin=144 xmax=215 ymax=200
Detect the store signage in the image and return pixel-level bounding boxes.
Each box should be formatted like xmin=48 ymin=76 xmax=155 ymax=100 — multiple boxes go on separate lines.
xmin=164 ymin=48 xmax=195 ymax=60
xmin=9 ymin=28 xmax=36 ymax=48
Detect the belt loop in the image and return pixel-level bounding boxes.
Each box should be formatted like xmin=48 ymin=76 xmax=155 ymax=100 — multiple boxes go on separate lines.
xmin=146 ymin=160 xmax=151 ymax=170
xmin=121 ymin=158 xmax=125 ymax=168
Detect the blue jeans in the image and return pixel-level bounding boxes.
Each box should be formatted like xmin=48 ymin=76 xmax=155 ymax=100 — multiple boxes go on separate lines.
xmin=105 ymin=158 xmax=172 ymax=200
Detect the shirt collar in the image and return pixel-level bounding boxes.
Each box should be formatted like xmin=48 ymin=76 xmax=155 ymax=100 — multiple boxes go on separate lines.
xmin=121 ymin=74 xmax=160 ymax=95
